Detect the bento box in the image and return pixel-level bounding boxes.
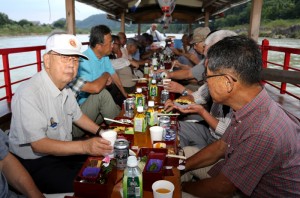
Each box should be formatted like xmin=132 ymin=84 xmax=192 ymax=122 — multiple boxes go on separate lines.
xmin=73 ymin=157 xmax=117 ymax=198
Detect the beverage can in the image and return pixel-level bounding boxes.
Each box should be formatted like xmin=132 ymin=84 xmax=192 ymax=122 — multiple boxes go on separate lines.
xmin=114 ymin=139 xmax=129 ymax=170
xmin=159 ymin=116 xmax=171 ymax=136
xmin=125 ymin=98 xmax=135 ymax=118
xmin=161 ymin=89 xmax=169 ymax=103
xmin=164 ymin=128 xmax=176 ymax=141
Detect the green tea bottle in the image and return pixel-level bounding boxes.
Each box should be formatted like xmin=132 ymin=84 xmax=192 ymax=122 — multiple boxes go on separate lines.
xmin=134 ymin=106 xmax=147 ymax=132
xmin=123 ymin=156 xmax=143 ymax=198
xmin=149 ymin=79 xmax=158 ymax=103
xmin=135 ymin=88 xmax=145 ymax=108
xmin=146 ymin=101 xmax=158 ymax=126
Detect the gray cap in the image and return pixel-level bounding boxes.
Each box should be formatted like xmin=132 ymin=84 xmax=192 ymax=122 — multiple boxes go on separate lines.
xmin=190 ymin=27 xmax=211 ymax=44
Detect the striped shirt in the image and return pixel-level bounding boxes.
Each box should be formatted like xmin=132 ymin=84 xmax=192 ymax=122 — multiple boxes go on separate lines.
xmin=208 ymin=88 xmax=300 ymax=197
xmin=193 ymin=83 xmax=233 ymax=139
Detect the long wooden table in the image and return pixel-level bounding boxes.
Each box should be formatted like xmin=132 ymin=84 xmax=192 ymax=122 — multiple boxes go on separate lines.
xmin=111 ymin=107 xmax=182 ymax=197
xmin=111 ymin=79 xmax=181 ymax=198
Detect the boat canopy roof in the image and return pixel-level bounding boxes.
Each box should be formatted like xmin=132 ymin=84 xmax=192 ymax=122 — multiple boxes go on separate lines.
xmin=76 ymin=0 xmax=250 ymax=24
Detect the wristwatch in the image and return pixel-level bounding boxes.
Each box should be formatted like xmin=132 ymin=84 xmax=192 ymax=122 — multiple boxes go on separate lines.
xmin=181 ymin=89 xmax=188 ymax=96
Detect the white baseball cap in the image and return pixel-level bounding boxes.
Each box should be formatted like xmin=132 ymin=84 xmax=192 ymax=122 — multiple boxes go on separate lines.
xmin=45 ymin=34 xmax=88 ymax=59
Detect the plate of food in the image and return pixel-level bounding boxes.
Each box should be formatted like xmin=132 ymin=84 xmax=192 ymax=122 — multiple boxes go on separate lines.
xmin=174 ymin=98 xmax=193 ymax=109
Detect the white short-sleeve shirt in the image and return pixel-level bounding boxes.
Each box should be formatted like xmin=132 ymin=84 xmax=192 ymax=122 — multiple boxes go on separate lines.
xmin=9 ymin=70 xmax=82 ymax=159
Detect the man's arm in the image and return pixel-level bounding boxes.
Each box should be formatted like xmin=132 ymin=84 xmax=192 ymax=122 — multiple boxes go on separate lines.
xmin=177 ymin=104 xmax=219 ymax=130
xmin=31 ymin=114 xmax=113 ymax=156
xmin=111 ymin=73 xmax=128 ymax=97
xmin=2 ymin=153 xmax=45 ymax=198
xmin=163 ymin=69 xmax=194 ymax=80
xmin=74 ymin=114 xmax=100 ymax=135
xmin=185 ymin=139 xmax=227 ymax=171
xmin=81 ymin=72 xmax=110 ymax=94
xmin=183 ymin=53 xmax=200 ymax=65
xmin=31 ymin=136 xmax=112 ymax=157
xmin=182 ymin=173 xmax=237 ymax=198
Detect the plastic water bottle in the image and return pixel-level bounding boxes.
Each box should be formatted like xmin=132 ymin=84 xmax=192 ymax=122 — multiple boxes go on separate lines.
xmin=123 ymin=156 xmax=143 ymax=198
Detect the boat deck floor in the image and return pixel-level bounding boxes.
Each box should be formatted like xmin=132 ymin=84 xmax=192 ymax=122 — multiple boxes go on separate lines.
xmin=265 ymin=84 xmax=300 ymax=120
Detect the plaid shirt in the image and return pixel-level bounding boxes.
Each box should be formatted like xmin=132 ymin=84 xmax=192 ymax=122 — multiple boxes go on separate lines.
xmin=67 ymin=77 xmax=86 ymax=98
xmin=208 ymin=88 xmax=300 ymax=197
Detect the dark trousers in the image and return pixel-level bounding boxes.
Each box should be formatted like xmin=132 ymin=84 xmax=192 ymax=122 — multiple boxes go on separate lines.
xmin=106 ymin=83 xmax=126 ymax=107
xmin=15 ymin=155 xmax=87 ymax=193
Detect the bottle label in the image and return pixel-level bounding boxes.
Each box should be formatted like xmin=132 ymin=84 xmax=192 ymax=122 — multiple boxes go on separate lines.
xmin=147 ymin=111 xmax=158 ymax=126
xmin=134 ymin=117 xmax=146 ymax=132
xmin=136 ymin=96 xmax=144 ymax=107
xmin=150 ymin=86 xmax=158 ymax=97
xmin=127 ymin=176 xmax=141 ymax=198
xmin=144 ymin=67 xmax=149 ymax=75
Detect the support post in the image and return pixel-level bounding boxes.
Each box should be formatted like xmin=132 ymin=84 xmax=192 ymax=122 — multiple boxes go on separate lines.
xmin=138 ymin=23 xmax=141 ymax=35
xmin=2 ymin=55 xmax=12 ymax=103
xmin=261 ymin=39 xmax=269 ymax=85
xmin=249 ymin=0 xmax=263 ymax=41
xmin=65 ymin=0 xmax=76 ymax=35
xmin=188 ymin=23 xmax=192 ymax=34
xmin=120 ymin=12 xmax=125 ymax=33
xmin=204 ymin=11 xmax=209 ymax=27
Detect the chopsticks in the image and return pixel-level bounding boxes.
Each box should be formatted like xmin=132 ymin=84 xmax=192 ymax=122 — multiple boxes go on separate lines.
xmin=166 ymin=154 xmax=186 ymax=160
xmin=157 ymin=113 xmax=180 ymax=116
xmin=104 ymin=118 xmax=130 ymax=125
xmin=132 ymin=78 xmax=147 ymax=81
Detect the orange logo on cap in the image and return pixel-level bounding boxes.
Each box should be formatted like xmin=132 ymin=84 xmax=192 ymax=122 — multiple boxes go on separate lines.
xmin=69 ymin=39 xmax=77 ymax=48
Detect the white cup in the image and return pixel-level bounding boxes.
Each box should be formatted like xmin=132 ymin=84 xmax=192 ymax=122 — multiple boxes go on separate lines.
xmin=101 ymin=130 xmax=117 ymax=158
xmin=163 ymin=79 xmax=171 ymax=89
xmin=152 ymin=180 xmax=174 ymax=198
xmin=149 ymin=126 xmax=164 ymax=144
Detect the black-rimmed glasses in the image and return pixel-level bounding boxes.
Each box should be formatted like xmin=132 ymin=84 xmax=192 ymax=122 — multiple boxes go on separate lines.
xmin=202 ymin=73 xmax=237 ymax=82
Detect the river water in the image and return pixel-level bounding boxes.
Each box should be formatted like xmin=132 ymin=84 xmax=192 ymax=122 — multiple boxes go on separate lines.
xmin=0 ymin=34 xmax=299 ymax=100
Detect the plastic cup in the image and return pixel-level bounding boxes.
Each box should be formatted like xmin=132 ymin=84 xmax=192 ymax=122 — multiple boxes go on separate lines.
xmin=101 ymin=130 xmax=117 ymax=157
xmin=149 ymin=126 xmax=164 ymax=144
xmin=152 ymin=180 xmax=174 ymax=198
xmin=163 ymin=79 xmax=171 ymax=89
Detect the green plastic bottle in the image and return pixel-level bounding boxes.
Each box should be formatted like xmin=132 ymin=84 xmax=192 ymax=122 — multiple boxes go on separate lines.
xmin=123 ymin=156 xmax=143 ymax=198
xmin=146 ymin=101 xmax=158 ymax=126
xmin=134 ymin=106 xmax=147 ymax=132
xmin=135 ymin=88 xmax=145 ymax=108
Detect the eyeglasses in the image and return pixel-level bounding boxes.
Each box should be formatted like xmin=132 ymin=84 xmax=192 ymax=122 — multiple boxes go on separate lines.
xmin=202 ymin=73 xmax=237 ymax=82
xmin=50 ymin=53 xmax=81 ymax=64
xmin=102 ymin=40 xmax=114 ymax=45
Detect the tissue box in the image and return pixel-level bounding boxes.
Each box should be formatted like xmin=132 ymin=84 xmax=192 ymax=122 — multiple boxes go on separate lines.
xmin=73 ymin=157 xmax=117 ymax=198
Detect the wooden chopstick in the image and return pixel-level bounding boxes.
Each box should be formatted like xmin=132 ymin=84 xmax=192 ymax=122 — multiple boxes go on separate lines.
xmin=166 ymin=154 xmax=186 ymax=160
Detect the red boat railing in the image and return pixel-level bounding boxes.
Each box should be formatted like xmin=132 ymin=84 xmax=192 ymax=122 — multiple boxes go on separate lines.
xmin=0 ymin=42 xmax=89 ymax=103
xmin=0 ymin=40 xmax=299 ymax=104
xmin=261 ymin=39 xmax=300 ymax=100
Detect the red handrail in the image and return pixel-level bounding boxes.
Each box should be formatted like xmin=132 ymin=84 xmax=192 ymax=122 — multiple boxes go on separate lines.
xmin=0 ymin=45 xmax=45 ymax=102
xmin=260 ymin=39 xmax=300 ymax=100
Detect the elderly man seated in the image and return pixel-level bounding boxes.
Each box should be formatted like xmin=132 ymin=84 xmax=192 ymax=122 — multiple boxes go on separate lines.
xmin=181 ymin=35 xmax=300 ymax=198
xmin=9 ymin=33 xmax=113 ymax=193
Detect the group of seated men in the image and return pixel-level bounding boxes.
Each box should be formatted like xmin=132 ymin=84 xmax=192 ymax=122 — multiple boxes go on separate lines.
xmin=1 ymin=23 xmax=299 ymax=198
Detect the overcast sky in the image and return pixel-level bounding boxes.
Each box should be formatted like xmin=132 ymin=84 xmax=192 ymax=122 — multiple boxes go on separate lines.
xmin=0 ymin=0 xmax=105 ymax=24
